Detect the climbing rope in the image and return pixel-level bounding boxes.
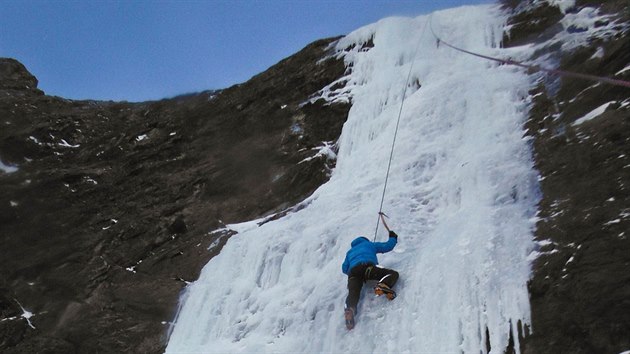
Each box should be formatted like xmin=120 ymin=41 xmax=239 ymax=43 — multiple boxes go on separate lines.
xmin=371 ymin=16 xmax=628 ymax=240
xmin=373 ymin=18 xmax=430 ymax=241
xmin=428 ymin=16 xmax=630 ymax=88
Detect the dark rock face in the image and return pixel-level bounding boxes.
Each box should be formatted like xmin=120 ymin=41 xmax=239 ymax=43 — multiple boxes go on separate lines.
xmin=0 ymin=37 xmax=349 ymax=353
xmin=502 ymin=2 xmax=564 ymax=47
xmin=502 ymin=1 xmax=630 ymax=353
xmin=0 ymin=58 xmax=42 ymax=94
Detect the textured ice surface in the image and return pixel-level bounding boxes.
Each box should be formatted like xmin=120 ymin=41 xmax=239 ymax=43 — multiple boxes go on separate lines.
xmin=167 ymin=5 xmax=539 ymax=354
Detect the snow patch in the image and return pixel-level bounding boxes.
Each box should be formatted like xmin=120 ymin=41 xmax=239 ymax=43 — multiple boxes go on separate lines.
xmin=508 ymin=4 xmax=619 ymax=77
xmin=548 ymin=0 xmax=575 ymax=14
xmin=572 ymin=101 xmax=615 ymax=126
xmin=58 ymin=139 xmax=80 ymax=148
xmin=15 ymin=299 xmax=36 ymax=329
xmin=298 ymin=141 xmax=337 ymax=164
xmin=527 ymin=248 xmax=559 ymax=261
xmin=0 ymin=159 xmax=18 ymax=173
xmin=207 ymin=231 xmax=230 ymax=251
xmin=102 ymin=219 xmax=118 ymax=230
xmin=126 ymin=259 xmax=143 ymax=274
xmin=560 ymin=7 xmax=614 ymax=48
xmin=136 ymin=134 xmax=148 ymax=142
xmin=84 ymin=176 xmax=98 ymax=185
xmin=589 ymin=47 xmax=604 ymax=60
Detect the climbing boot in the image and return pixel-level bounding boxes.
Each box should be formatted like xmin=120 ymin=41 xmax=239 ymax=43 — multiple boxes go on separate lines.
xmin=344 ymin=307 xmax=356 ymax=330
xmin=374 ymin=282 xmax=397 ymax=300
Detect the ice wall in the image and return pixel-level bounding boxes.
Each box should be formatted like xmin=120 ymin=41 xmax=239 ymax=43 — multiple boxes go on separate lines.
xmin=166 ymin=5 xmax=539 ymax=353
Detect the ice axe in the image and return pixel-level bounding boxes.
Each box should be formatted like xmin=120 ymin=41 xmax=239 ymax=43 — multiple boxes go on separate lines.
xmin=378 ymin=212 xmax=391 ymax=232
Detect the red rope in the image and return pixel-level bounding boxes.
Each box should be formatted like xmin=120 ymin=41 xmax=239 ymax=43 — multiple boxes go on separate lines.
xmin=430 ymin=19 xmax=630 ymax=89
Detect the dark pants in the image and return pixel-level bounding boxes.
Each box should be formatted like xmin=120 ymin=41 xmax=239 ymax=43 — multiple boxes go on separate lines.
xmin=345 ymin=263 xmax=399 ymax=312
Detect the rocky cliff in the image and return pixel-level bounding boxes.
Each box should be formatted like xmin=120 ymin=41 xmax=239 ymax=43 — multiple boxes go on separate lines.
xmin=501 ymin=0 xmax=630 ymax=353
xmin=0 ymin=38 xmax=349 ymax=353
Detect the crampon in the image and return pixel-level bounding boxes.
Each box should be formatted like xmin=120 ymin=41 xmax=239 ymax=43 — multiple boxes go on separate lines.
xmin=344 ymin=308 xmax=356 ymax=330
xmin=374 ymin=283 xmax=397 ymax=300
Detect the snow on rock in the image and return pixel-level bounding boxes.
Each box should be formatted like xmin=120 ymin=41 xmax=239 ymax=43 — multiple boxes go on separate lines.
xmin=589 ymin=46 xmax=604 ymax=60
xmin=508 ymin=4 xmax=619 ymax=71
xmin=135 ymin=134 xmax=148 ymax=142
xmin=558 ymin=7 xmax=618 ymax=51
xmin=298 ymin=141 xmax=337 ymax=164
xmin=0 ymin=158 xmax=19 ymax=173
xmin=167 ymin=5 xmax=539 ymax=354
xmin=572 ymin=101 xmax=615 ymax=126
xmin=548 ymin=0 xmax=576 ymax=14
xmin=58 ymin=139 xmax=80 ymax=148
xmin=616 ymin=65 xmax=630 ymax=76
xmin=14 ymin=299 xmax=36 ymax=329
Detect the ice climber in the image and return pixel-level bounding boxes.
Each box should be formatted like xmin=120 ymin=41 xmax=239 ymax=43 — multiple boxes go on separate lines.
xmin=342 ymin=212 xmax=399 ymax=330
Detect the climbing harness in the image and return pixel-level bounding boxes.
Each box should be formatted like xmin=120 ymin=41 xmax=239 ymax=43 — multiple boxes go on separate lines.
xmin=365 ymin=266 xmax=373 ymax=280
xmin=373 ymin=18 xmax=430 ymax=241
xmin=428 ymin=16 xmax=630 ymax=89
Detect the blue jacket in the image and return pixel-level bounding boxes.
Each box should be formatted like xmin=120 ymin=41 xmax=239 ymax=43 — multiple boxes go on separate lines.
xmin=342 ymin=235 xmax=397 ymax=275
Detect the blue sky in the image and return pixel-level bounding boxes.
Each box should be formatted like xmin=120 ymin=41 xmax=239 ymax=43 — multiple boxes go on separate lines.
xmin=1 ymin=0 xmax=493 ymax=102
